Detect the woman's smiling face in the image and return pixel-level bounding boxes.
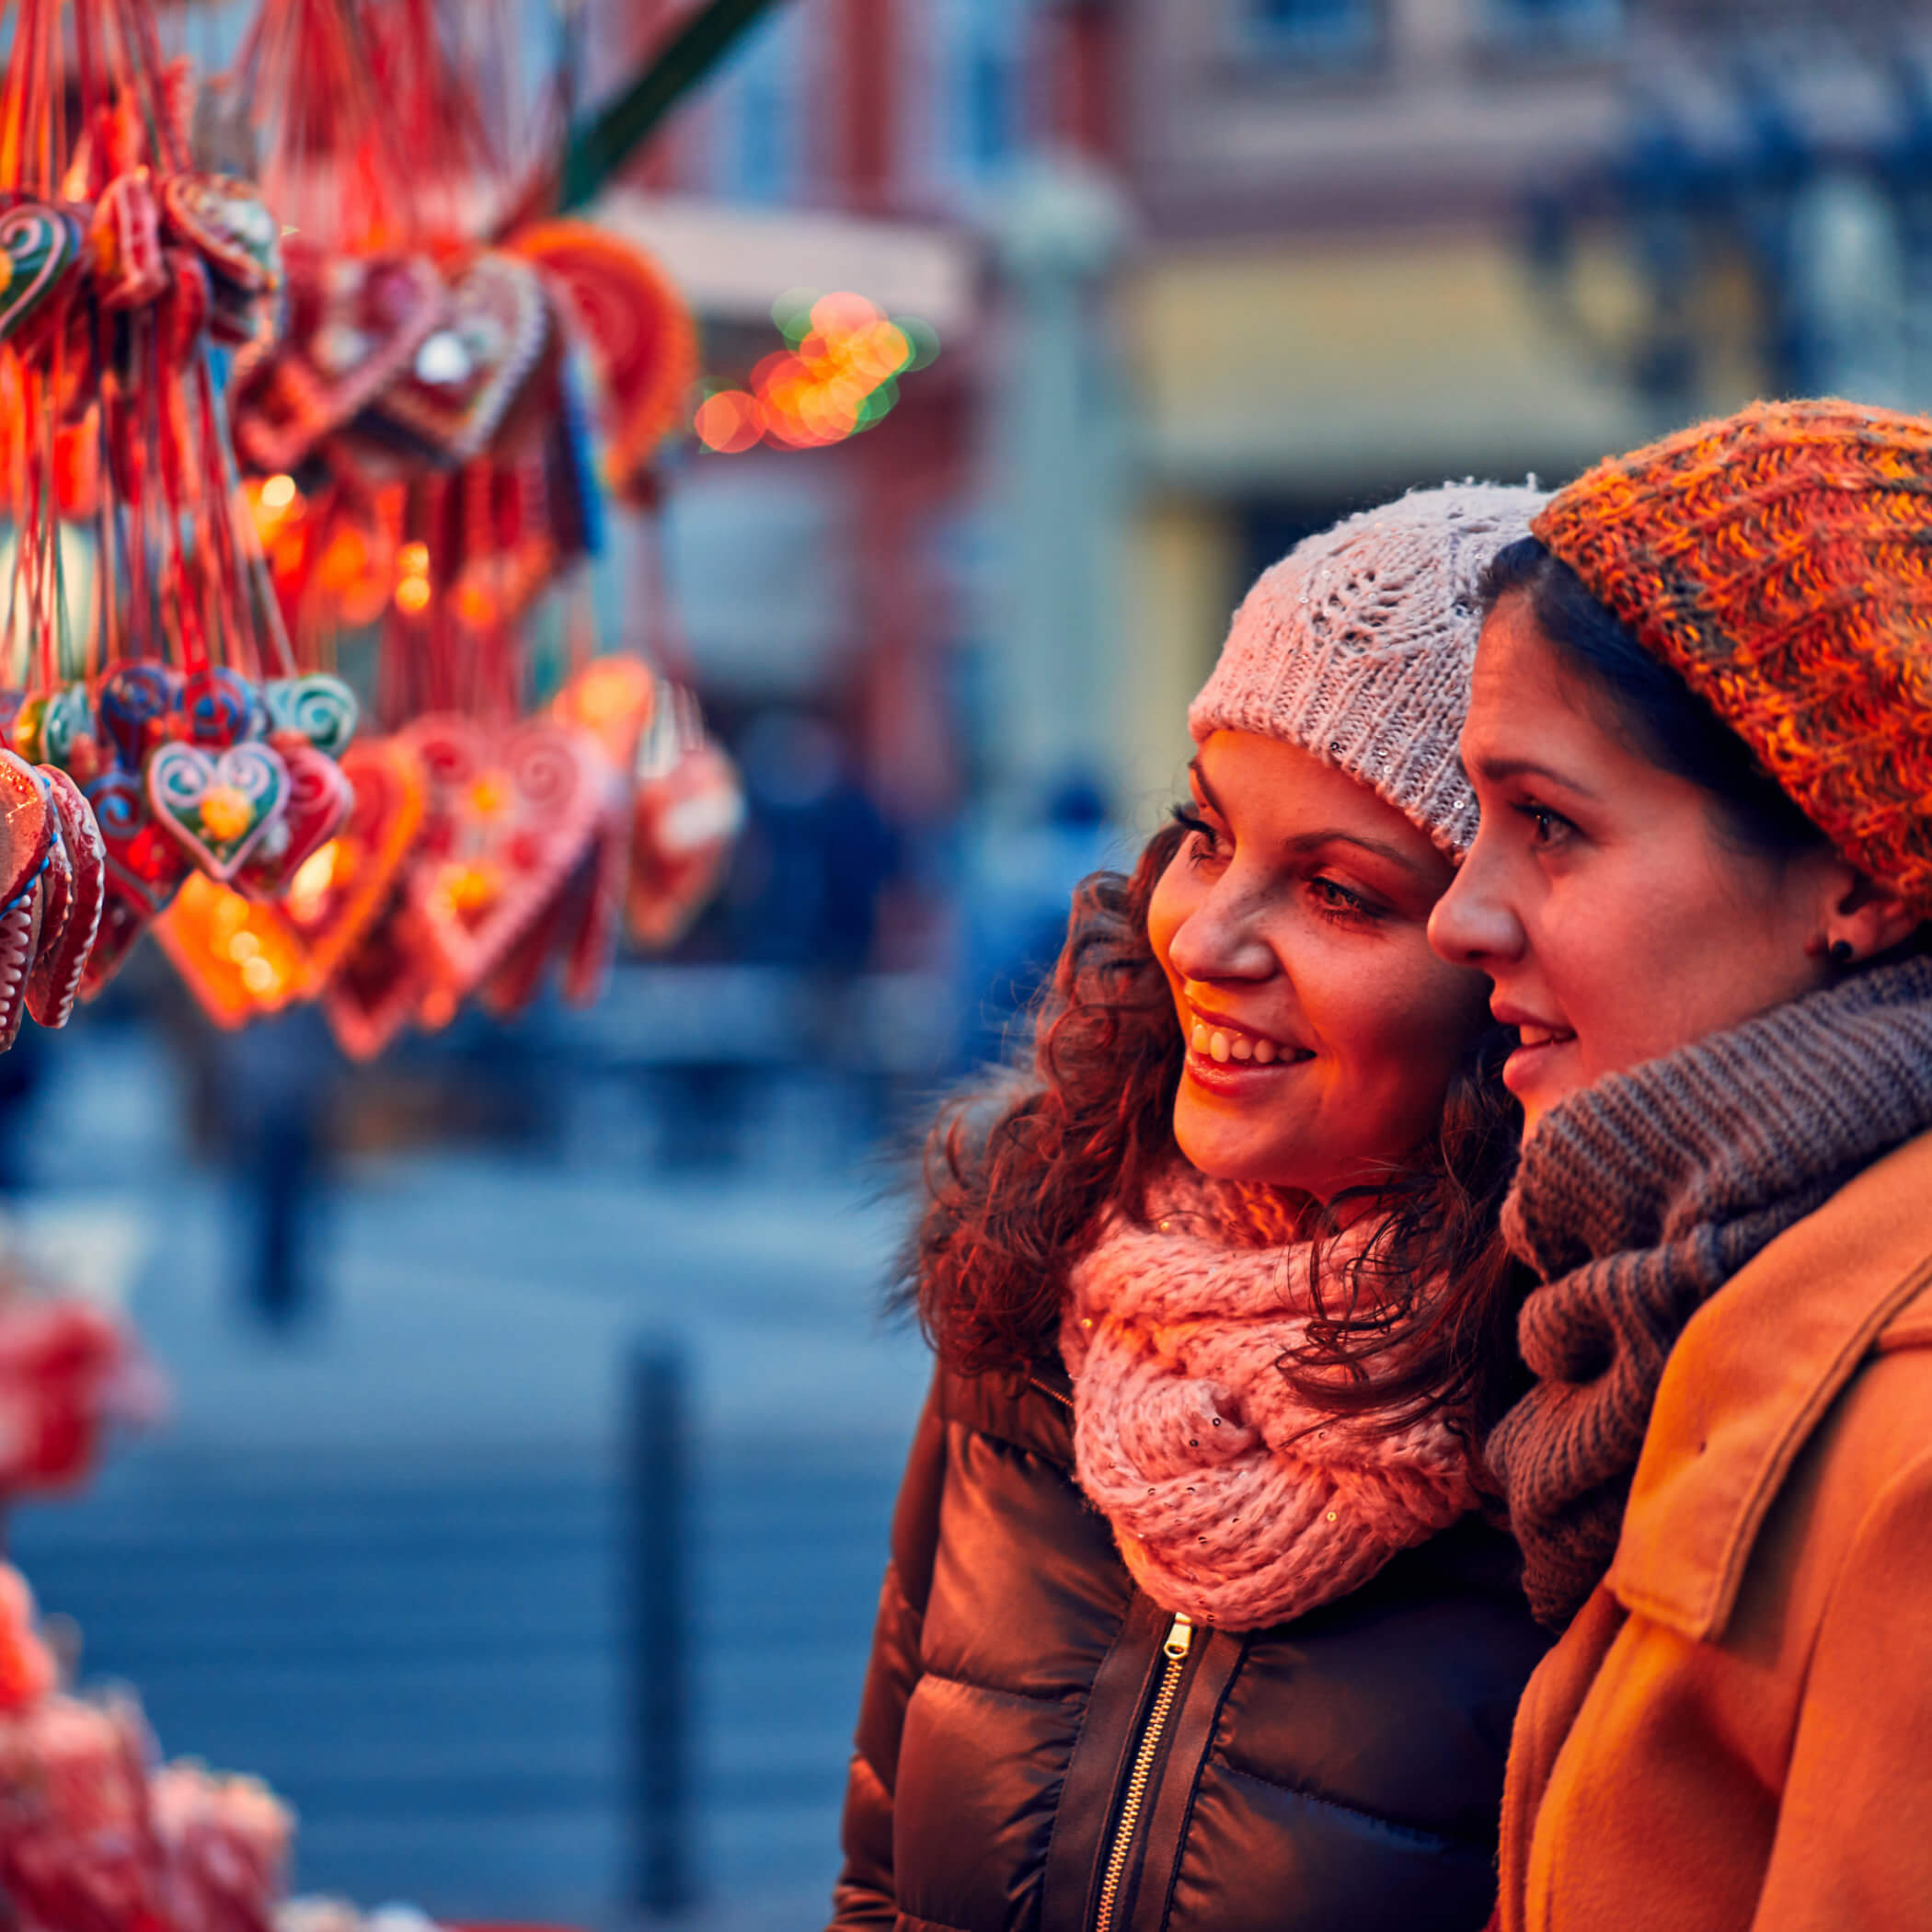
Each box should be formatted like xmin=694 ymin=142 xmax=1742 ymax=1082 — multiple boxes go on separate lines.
xmin=1429 ymin=590 xmax=1847 ymax=1134
xmin=1146 ymin=730 xmax=1492 ymax=1202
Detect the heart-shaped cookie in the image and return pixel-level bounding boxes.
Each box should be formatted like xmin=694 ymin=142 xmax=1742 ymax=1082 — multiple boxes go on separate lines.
xmin=627 ymin=736 xmax=744 ymax=951
xmin=323 ymin=896 xmax=429 ymax=1061
xmin=0 ymin=751 xmax=55 ymax=914
xmin=0 ymin=200 xmax=85 ymax=355
xmin=510 ymin=219 xmax=698 ymax=499
xmin=96 ymin=661 xmax=180 ymax=770
xmin=178 ymin=666 xmax=260 ymax=750
xmin=160 ymin=173 xmax=282 ymax=293
xmin=236 ymin=246 xmax=445 ymax=473
xmin=551 ymin=653 xmax=658 ymax=772
xmin=81 ymin=771 xmax=190 ymax=995
xmin=281 ymin=735 xmax=426 ymax=983
xmin=367 ymin=252 xmax=550 ymax=465
xmin=260 ymin=673 xmax=359 ymax=757
xmin=147 ymin=742 xmax=289 ymax=880
xmin=233 ymin=739 xmax=352 ymax=902
xmin=26 ymin=766 xmax=105 ymax=1029
xmin=560 ymin=759 xmax=632 ymax=1008
xmin=155 ymin=873 xmax=312 ymax=1028
xmin=89 ymin=168 xmax=167 ymax=312
xmin=402 ymin=713 xmax=603 ymax=994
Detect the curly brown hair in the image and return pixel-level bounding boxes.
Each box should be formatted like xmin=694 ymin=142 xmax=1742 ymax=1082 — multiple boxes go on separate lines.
xmin=903 ymin=820 xmax=1531 ymax=1443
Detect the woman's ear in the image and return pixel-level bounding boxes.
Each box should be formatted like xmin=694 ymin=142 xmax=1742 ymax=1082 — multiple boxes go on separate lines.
xmin=1818 ymin=868 xmax=1926 ymax=968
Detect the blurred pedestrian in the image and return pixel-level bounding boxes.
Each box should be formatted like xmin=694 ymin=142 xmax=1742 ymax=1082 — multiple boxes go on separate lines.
xmin=1432 ymin=401 xmax=1932 ymax=1932
xmin=831 ymin=486 xmax=1551 ymax=1932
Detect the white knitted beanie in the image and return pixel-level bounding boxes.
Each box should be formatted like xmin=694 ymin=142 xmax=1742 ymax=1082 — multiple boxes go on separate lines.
xmin=1188 ymin=482 xmax=1546 ymax=856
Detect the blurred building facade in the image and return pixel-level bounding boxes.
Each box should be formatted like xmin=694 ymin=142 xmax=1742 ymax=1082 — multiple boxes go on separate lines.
xmin=588 ymin=0 xmax=1932 ymax=859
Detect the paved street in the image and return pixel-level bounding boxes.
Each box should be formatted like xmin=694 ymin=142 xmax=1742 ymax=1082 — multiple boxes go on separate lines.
xmin=5 ymin=1020 xmax=934 ymax=1931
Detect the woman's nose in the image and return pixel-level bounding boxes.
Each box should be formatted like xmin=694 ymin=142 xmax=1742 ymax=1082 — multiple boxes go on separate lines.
xmin=1428 ymin=837 xmax=1522 ymax=969
xmin=1166 ymin=875 xmax=1275 ymax=983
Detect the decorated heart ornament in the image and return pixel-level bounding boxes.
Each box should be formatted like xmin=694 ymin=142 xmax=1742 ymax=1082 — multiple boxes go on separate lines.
xmin=155 ymin=873 xmax=312 ymax=1029
xmin=324 ymin=897 xmax=431 ymax=1062
xmin=279 ymin=735 xmax=426 ymax=985
xmin=235 ymin=246 xmax=445 ymax=473
xmin=88 ymin=168 xmax=167 ymax=312
xmin=26 ymin=767 xmax=105 ymax=1030
xmin=510 ymin=220 xmax=698 ymax=500
xmin=0 ymin=752 xmax=55 ymax=914
xmin=551 ymin=653 xmax=658 ymax=772
xmin=96 ymin=661 xmax=180 ymax=770
xmin=627 ymin=719 xmax=743 ymax=951
xmin=233 ymin=739 xmax=352 ymax=902
xmin=0 ymin=200 xmax=85 ymax=355
xmin=178 ymin=667 xmax=259 ymax=750
xmin=402 ymin=714 xmax=603 ymax=994
xmin=146 ymin=742 xmax=289 ymax=880
xmin=260 ymin=674 xmax=359 ymax=757
xmin=368 ymin=251 xmax=550 ymax=464
xmin=86 ymin=767 xmax=190 ymax=996
xmin=160 ymin=173 xmax=282 ymax=294
xmin=0 ymin=753 xmax=56 ymax=1050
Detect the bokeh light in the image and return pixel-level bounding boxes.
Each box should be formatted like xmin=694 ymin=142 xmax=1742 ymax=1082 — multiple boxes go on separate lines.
xmin=696 ymin=292 xmax=939 ymax=454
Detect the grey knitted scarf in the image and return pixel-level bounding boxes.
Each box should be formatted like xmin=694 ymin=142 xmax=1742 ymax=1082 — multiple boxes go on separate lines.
xmin=1489 ymin=955 xmax=1932 ymax=1627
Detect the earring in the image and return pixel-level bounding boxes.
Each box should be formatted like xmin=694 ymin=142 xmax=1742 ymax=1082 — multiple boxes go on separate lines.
xmin=1829 ymin=939 xmax=1855 ymax=967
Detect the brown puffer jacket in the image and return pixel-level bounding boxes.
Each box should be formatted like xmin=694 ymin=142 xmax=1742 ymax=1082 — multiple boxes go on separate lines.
xmin=829 ymin=1361 xmax=1551 ymax=1932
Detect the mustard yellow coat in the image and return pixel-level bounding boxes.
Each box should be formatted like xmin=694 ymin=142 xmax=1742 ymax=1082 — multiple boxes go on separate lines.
xmin=1498 ymin=1128 xmax=1932 ymax=1932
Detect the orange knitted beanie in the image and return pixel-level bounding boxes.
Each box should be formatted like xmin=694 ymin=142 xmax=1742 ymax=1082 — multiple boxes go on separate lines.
xmin=1531 ymin=397 xmax=1932 ymax=917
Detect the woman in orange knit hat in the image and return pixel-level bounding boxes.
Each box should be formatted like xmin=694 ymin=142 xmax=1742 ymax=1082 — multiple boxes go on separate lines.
xmin=1429 ymin=397 xmax=1932 ymax=1932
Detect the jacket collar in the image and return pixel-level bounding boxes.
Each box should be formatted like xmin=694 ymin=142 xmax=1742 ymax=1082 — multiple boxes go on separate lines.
xmin=1607 ymin=1129 xmax=1932 ymax=1643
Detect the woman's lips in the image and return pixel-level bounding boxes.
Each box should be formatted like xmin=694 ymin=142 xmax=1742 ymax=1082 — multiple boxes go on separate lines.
xmin=1501 ymin=1021 xmax=1578 ymax=1094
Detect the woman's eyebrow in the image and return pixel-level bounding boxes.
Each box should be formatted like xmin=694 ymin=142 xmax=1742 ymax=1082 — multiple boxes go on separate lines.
xmin=1186 ymin=758 xmax=1224 ymax=816
xmin=1283 ymin=830 xmax=1424 ymax=875
xmin=1465 ymin=753 xmax=1600 ymax=800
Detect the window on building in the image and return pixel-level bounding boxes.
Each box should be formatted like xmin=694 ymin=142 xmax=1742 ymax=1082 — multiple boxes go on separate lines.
xmin=1243 ymin=0 xmax=1380 ymax=63
xmin=1479 ymin=0 xmax=1624 ymax=55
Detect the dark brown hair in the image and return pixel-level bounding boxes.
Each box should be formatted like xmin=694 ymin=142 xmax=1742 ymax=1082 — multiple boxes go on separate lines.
xmin=902 ymin=819 xmax=1531 ymax=1443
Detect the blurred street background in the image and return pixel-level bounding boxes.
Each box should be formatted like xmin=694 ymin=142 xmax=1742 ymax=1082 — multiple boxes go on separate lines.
xmin=15 ymin=0 xmax=1932 ymax=1925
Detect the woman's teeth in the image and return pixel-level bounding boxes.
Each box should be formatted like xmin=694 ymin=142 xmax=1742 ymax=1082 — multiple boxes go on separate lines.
xmin=1517 ymin=1025 xmax=1575 ymax=1049
xmin=1190 ymin=1022 xmax=1281 ymax=1065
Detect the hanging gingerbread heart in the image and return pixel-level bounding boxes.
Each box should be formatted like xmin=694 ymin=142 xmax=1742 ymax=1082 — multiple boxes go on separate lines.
xmin=26 ymin=768 xmax=105 ymax=1029
xmin=233 ymin=739 xmax=352 ymax=902
xmin=96 ymin=661 xmax=181 ymax=770
xmin=155 ymin=874 xmax=312 ymax=1028
xmin=146 ymin=742 xmax=289 ymax=880
xmin=83 ymin=772 xmax=190 ymax=995
xmin=627 ymin=735 xmax=744 ymax=951
xmin=0 ymin=200 xmax=85 ymax=355
xmin=324 ymin=898 xmax=430 ymax=1062
xmin=178 ymin=667 xmax=259 ymax=750
xmin=551 ymin=654 xmax=658 ymax=772
xmin=235 ymin=247 xmax=445 ymax=474
xmin=560 ymin=762 xmax=632 ymax=1008
xmin=367 ymin=252 xmax=551 ymax=465
xmin=89 ymin=168 xmax=167 ymax=312
xmin=260 ymin=673 xmax=358 ymax=757
xmin=282 ymin=735 xmax=426 ymax=989
xmin=0 ymin=753 xmax=55 ymax=1051
xmin=160 ymin=173 xmax=282 ymax=293
xmin=159 ymin=247 xmax=213 ymax=369
xmin=402 ymin=714 xmax=603 ymax=995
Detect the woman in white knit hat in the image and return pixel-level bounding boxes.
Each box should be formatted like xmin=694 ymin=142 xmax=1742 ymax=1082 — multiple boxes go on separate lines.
xmin=828 ymin=486 xmax=1551 ymax=1932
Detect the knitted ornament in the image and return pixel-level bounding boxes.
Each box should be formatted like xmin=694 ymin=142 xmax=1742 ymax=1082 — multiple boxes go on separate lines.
xmin=1189 ymin=482 xmax=1545 ymax=856
xmin=1532 ymin=397 xmax=1932 ymax=918
xmin=1062 ymin=1167 xmax=1481 ymax=1631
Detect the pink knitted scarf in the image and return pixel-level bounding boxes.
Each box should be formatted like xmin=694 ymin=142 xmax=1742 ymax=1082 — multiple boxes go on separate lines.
xmin=1061 ymin=1167 xmax=1481 ymax=1632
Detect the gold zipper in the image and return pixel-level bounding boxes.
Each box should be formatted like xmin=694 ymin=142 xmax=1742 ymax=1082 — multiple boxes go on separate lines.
xmin=1092 ymin=1613 xmax=1193 ymax=1932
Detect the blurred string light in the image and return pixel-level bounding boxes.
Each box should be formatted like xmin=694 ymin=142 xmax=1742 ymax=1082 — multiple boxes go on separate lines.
xmin=694 ymin=290 xmax=941 ymax=454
